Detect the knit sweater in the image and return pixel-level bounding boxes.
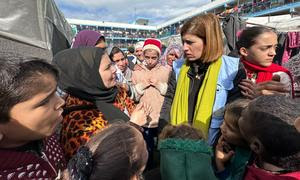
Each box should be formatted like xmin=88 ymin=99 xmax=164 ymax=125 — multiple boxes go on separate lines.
xmin=0 ymin=134 xmax=66 ymax=179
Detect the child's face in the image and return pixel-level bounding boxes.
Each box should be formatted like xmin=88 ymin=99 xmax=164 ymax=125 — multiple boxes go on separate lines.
xmin=0 ymin=75 xmax=65 ymax=144
xmin=241 ymin=31 xmax=277 ymax=67
xmin=144 ymin=50 xmax=159 ymax=70
xmin=220 ymin=112 xmax=245 ymax=146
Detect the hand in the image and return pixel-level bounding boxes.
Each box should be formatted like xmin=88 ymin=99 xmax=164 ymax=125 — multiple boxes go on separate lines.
xmin=215 ymin=136 xmax=235 ymax=172
xmin=239 ymin=79 xmax=289 ymax=99
xmin=272 ymin=74 xmax=281 ymax=82
xmin=136 ymin=82 xmax=150 ymax=90
xmin=130 ymin=102 xmax=152 ymax=126
xmin=149 ymin=78 xmax=159 ymax=87
xmin=121 ymin=83 xmax=129 ymax=92
xmin=134 ymin=64 xmax=143 ymax=71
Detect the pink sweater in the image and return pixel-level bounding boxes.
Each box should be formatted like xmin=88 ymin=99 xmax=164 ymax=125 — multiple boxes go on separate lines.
xmin=132 ymin=64 xmax=171 ymax=128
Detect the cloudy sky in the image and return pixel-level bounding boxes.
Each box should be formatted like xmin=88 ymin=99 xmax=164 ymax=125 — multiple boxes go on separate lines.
xmin=54 ymin=0 xmax=211 ymax=25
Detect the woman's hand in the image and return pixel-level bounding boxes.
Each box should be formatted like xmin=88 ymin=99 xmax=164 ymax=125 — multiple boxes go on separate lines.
xmin=215 ymin=136 xmax=235 ymax=172
xmin=238 ymin=78 xmax=289 ymax=99
xmin=117 ymin=82 xmax=129 ymax=92
xmin=130 ymin=102 xmax=152 ymax=126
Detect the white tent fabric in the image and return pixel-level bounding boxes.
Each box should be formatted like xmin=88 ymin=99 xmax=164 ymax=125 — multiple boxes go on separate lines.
xmin=244 ymin=14 xmax=300 ymax=31
xmin=0 ymin=0 xmax=73 ymax=61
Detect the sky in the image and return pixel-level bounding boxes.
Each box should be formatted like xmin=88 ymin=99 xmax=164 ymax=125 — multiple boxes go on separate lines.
xmin=54 ymin=0 xmax=211 ymax=25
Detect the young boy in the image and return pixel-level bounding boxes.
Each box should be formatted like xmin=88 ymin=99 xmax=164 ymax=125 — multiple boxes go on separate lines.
xmin=239 ymin=95 xmax=300 ymax=179
xmin=214 ymin=99 xmax=252 ymax=180
xmin=0 ymin=59 xmax=66 ymax=179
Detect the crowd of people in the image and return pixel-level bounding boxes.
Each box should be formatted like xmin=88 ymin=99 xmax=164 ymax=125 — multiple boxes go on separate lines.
xmin=0 ymin=12 xmax=299 ymax=180
xmin=76 ymin=25 xmax=157 ymax=39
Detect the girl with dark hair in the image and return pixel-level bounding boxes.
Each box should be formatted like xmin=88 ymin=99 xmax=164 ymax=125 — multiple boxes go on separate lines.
xmin=67 ymin=123 xmax=148 ymax=180
xmin=109 ymin=46 xmax=135 ymax=96
xmin=0 ymin=58 xmax=66 ymax=179
xmin=239 ymin=95 xmax=300 ymax=179
xmin=53 ymin=47 xmax=151 ymax=161
xmin=237 ymin=26 xmax=294 ymax=98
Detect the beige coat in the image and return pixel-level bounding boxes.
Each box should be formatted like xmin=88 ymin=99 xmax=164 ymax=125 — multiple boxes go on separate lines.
xmin=132 ymin=64 xmax=171 ymax=128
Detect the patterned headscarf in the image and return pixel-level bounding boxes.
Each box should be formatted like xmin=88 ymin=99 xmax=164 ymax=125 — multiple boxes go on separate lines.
xmin=161 ymin=44 xmax=183 ymax=66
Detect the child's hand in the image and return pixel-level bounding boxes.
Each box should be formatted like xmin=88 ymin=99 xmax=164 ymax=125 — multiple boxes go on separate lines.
xmin=130 ymin=102 xmax=152 ymax=126
xmin=135 ymin=82 xmax=150 ymax=95
xmin=149 ymin=78 xmax=158 ymax=87
xmin=215 ymin=136 xmax=235 ymax=172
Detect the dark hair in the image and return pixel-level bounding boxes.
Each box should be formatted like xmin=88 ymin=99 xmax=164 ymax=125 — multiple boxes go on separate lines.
xmin=96 ymin=36 xmax=106 ymax=44
xmin=159 ymin=124 xmax=203 ymax=140
xmin=224 ymin=99 xmax=250 ymax=146
xmin=225 ymin=99 xmax=250 ymax=134
xmin=128 ymin=46 xmax=135 ymax=54
xmin=0 ymin=58 xmax=59 ymax=123
xmin=242 ymin=95 xmax=300 ymax=171
xmin=71 ymin=123 xmax=148 ymax=180
xmin=236 ymin=26 xmax=275 ymax=50
xmin=109 ymin=46 xmax=126 ymax=60
xmin=180 ymin=13 xmax=223 ymax=62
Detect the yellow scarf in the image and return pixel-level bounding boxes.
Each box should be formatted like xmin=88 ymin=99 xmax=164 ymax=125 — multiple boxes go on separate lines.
xmin=170 ymin=57 xmax=222 ymax=138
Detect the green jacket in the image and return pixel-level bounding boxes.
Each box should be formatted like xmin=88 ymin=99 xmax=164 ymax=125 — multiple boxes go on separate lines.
xmin=159 ymin=138 xmax=218 ymax=180
xmin=227 ymin=147 xmax=251 ymax=180
xmin=215 ymin=146 xmax=251 ymax=180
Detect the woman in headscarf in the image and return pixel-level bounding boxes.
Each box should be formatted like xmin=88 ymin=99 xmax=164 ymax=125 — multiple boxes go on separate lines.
xmin=161 ymin=44 xmax=184 ymax=80
xmin=71 ymin=30 xmax=106 ymax=49
xmin=161 ymin=44 xmax=183 ymax=69
xmin=57 ymin=30 xmax=107 ymax=99
xmin=52 ymin=47 xmax=151 ymax=161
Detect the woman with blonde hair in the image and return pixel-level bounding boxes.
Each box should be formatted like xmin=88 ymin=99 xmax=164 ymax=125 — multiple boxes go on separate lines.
xmin=160 ymin=13 xmax=245 ymax=146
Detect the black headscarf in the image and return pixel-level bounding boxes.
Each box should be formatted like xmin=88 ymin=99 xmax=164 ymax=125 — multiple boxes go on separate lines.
xmin=53 ymin=47 xmax=129 ymax=122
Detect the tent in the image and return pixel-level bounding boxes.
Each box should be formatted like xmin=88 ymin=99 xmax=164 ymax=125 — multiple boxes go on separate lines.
xmin=0 ymin=0 xmax=73 ymax=61
xmin=244 ymin=14 xmax=300 ymax=31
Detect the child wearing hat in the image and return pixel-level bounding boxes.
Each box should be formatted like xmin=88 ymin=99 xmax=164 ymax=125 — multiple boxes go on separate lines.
xmin=131 ymin=38 xmax=172 ymax=169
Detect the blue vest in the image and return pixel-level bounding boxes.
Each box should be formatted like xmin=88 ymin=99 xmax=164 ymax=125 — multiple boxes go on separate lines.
xmin=207 ymin=55 xmax=240 ymax=146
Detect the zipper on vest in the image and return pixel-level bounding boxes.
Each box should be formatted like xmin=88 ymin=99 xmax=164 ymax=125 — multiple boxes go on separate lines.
xmin=41 ymin=152 xmax=57 ymax=177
